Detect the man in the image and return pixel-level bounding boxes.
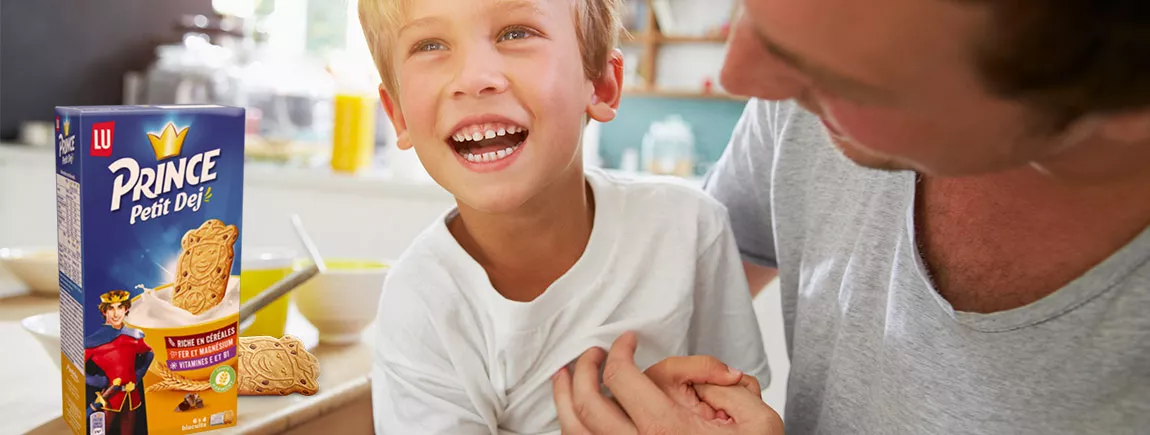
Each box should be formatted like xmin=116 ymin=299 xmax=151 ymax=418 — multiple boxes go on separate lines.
xmin=553 ymin=0 xmax=1150 ymax=433
xmin=85 ymin=290 xmax=154 ymax=435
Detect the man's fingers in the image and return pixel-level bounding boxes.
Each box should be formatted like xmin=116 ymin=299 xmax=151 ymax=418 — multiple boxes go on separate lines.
xmin=571 ymin=347 xmax=636 ymax=434
xmin=602 ymin=332 xmax=679 ymax=429
xmin=647 ymin=355 xmax=743 ymax=388
xmin=552 ymin=368 xmax=593 ymax=435
xmin=738 ymin=374 xmax=762 ymax=398
xmin=695 ymin=384 xmax=784 ymax=434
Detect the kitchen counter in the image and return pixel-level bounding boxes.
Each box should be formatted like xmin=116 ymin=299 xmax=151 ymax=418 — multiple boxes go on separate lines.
xmin=1 ymin=269 xmax=377 ymax=435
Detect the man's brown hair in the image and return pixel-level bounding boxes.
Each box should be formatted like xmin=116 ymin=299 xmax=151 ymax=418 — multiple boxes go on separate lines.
xmin=965 ymin=0 xmax=1150 ymax=128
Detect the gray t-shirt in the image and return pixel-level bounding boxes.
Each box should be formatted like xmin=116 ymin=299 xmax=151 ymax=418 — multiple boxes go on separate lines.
xmin=703 ymin=99 xmax=1150 ymax=435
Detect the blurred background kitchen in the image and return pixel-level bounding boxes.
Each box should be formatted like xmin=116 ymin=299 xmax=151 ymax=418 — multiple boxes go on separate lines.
xmin=0 ymin=1 xmax=789 ymax=432
xmin=1 ymin=0 xmax=756 ymax=258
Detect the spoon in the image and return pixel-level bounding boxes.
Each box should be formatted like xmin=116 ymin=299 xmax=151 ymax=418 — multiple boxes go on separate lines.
xmin=238 ymin=214 xmax=325 ymax=325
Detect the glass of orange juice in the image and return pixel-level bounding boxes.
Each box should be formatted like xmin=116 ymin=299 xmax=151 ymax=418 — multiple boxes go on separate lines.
xmin=239 ymin=248 xmax=297 ymax=337
xmin=331 ymin=93 xmax=378 ymax=174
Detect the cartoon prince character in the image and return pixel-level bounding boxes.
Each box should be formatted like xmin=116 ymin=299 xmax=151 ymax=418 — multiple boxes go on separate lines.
xmin=85 ymin=290 xmax=154 ymax=435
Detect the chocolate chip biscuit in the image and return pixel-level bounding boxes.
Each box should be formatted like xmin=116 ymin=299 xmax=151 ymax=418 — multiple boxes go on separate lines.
xmin=237 ymin=335 xmax=319 ymax=396
xmin=171 ymin=219 xmax=238 ymax=315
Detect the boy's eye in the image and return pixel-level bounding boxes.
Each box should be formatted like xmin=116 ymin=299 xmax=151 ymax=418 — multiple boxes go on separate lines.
xmin=498 ymin=27 xmax=536 ymax=42
xmin=413 ymin=40 xmax=446 ymax=53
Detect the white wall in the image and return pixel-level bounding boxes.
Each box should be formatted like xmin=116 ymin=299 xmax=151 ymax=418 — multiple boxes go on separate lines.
xmin=754 ymin=278 xmax=790 ymax=417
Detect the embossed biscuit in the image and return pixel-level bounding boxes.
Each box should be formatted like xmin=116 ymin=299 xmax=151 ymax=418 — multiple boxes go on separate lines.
xmin=237 ymin=335 xmax=319 ymax=396
xmin=171 ymin=219 xmax=238 ymax=315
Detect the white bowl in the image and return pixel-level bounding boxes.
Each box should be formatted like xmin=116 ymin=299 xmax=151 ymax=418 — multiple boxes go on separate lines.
xmin=293 ymin=259 xmax=390 ymax=345
xmin=0 ymin=247 xmax=59 ymax=296
xmin=21 ymin=311 xmax=61 ymax=369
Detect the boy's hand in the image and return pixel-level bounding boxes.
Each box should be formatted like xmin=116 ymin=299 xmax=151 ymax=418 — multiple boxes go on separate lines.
xmin=551 ymin=332 xmax=783 ymax=435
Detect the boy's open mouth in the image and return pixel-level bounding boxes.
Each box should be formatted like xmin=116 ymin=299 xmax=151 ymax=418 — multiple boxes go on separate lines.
xmin=448 ymin=121 xmax=529 ymax=163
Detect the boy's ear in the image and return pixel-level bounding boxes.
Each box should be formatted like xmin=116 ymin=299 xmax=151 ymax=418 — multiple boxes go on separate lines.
xmin=380 ymin=84 xmax=413 ymax=150
xmin=586 ymin=49 xmax=625 ymax=123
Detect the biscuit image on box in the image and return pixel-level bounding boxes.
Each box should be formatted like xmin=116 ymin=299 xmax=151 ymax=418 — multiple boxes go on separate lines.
xmin=172 ymin=219 xmax=239 ymax=315
xmin=237 ymin=335 xmax=320 ymax=396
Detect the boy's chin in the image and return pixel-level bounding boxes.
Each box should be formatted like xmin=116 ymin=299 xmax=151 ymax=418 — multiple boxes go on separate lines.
xmin=452 ymin=183 xmax=538 ymax=215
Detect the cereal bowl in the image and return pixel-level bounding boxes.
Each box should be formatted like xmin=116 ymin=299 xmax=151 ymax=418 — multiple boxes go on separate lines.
xmin=292 ymin=259 xmax=389 ymax=345
xmin=21 ymin=311 xmax=61 ymax=369
xmin=1 ymin=247 xmax=59 ymax=296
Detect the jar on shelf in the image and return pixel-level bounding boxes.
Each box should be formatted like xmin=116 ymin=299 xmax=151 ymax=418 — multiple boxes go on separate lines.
xmin=641 ymin=114 xmax=696 ymax=177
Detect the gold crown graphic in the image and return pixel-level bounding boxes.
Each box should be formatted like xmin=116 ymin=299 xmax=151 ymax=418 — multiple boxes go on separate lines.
xmin=100 ymin=290 xmax=130 ymax=304
xmin=63 ymin=118 xmax=70 ymax=137
xmin=147 ymin=122 xmax=189 ymax=160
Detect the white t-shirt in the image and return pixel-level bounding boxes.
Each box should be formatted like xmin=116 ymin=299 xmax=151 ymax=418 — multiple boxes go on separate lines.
xmin=369 ymin=168 xmax=770 ymax=434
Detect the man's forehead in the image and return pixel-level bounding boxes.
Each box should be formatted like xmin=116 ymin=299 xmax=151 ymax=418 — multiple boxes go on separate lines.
xmin=746 ymin=0 xmax=988 ymax=91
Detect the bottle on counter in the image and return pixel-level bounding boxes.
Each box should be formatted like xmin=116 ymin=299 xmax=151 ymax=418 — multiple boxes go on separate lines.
xmin=329 ymin=58 xmax=379 ymax=175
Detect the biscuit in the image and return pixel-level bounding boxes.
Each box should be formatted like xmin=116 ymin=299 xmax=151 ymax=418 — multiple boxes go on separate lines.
xmin=171 ymin=219 xmax=238 ymax=315
xmin=237 ymin=335 xmax=319 ymax=396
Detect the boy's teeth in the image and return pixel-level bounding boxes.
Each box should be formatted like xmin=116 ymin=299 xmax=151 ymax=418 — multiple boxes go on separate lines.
xmin=461 ymin=144 xmax=521 ymax=163
xmin=451 ymin=123 xmax=527 ymax=142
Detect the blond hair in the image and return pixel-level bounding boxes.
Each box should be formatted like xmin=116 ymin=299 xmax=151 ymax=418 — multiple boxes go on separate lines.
xmin=358 ymin=0 xmax=623 ymax=99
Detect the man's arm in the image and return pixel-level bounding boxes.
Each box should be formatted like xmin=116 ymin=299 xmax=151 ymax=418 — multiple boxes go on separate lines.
xmin=744 ymin=261 xmax=779 ymax=298
xmin=703 ymin=100 xmax=786 ymax=288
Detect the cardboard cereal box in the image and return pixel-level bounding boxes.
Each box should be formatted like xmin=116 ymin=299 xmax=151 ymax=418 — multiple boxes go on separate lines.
xmin=54 ymin=105 xmax=245 ymax=434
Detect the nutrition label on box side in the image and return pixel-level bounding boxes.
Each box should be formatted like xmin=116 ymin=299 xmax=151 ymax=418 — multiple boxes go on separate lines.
xmin=60 ymin=290 xmax=84 ymax=370
xmin=56 ymin=173 xmax=82 ymax=286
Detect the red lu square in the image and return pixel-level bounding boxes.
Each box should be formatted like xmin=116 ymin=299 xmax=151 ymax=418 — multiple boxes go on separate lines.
xmin=91 ymin=121 xmax=115 ymax=157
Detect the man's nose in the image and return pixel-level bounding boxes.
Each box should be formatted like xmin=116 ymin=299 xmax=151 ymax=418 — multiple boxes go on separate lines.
xmin=720 ymin=18 xmax=806 ymax=101
xmin=450 ymin=45 xmax=510 ymax=98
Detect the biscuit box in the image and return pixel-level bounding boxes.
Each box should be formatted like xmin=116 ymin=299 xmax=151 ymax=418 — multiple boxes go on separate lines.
xmin=54 ymin=105 xmax=245 ymax=434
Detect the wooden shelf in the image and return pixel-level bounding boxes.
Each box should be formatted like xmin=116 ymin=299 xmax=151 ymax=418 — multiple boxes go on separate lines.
xmin=620 ymin=0 xmax=738 ymax=93
xmin=624 ymin=88 xmax=748 ymax=101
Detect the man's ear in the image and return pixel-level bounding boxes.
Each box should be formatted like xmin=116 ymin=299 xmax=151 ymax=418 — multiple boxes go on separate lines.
xmin=1093 ymin=107 xmax=1150 ymax=145
xmin=380 ymin=84 xmax=413 ymax=150
xmin=586 ymin=49 xmax=625 ymax=123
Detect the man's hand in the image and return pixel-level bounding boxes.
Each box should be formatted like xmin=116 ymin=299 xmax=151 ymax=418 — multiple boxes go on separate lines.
xmin=643 ymin=352 xmax=761 ymax=421
xmin=551 ymin=332 xmax=784 ymax=434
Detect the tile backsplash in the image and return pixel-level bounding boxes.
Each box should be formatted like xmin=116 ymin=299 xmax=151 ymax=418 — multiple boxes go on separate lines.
xmin=596 ymin=95 xmax=749 ymax=176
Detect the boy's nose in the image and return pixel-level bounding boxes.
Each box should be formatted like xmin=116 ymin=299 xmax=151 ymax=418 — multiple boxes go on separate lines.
xmin=450 ymin=47 xmax=510 ymax=98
